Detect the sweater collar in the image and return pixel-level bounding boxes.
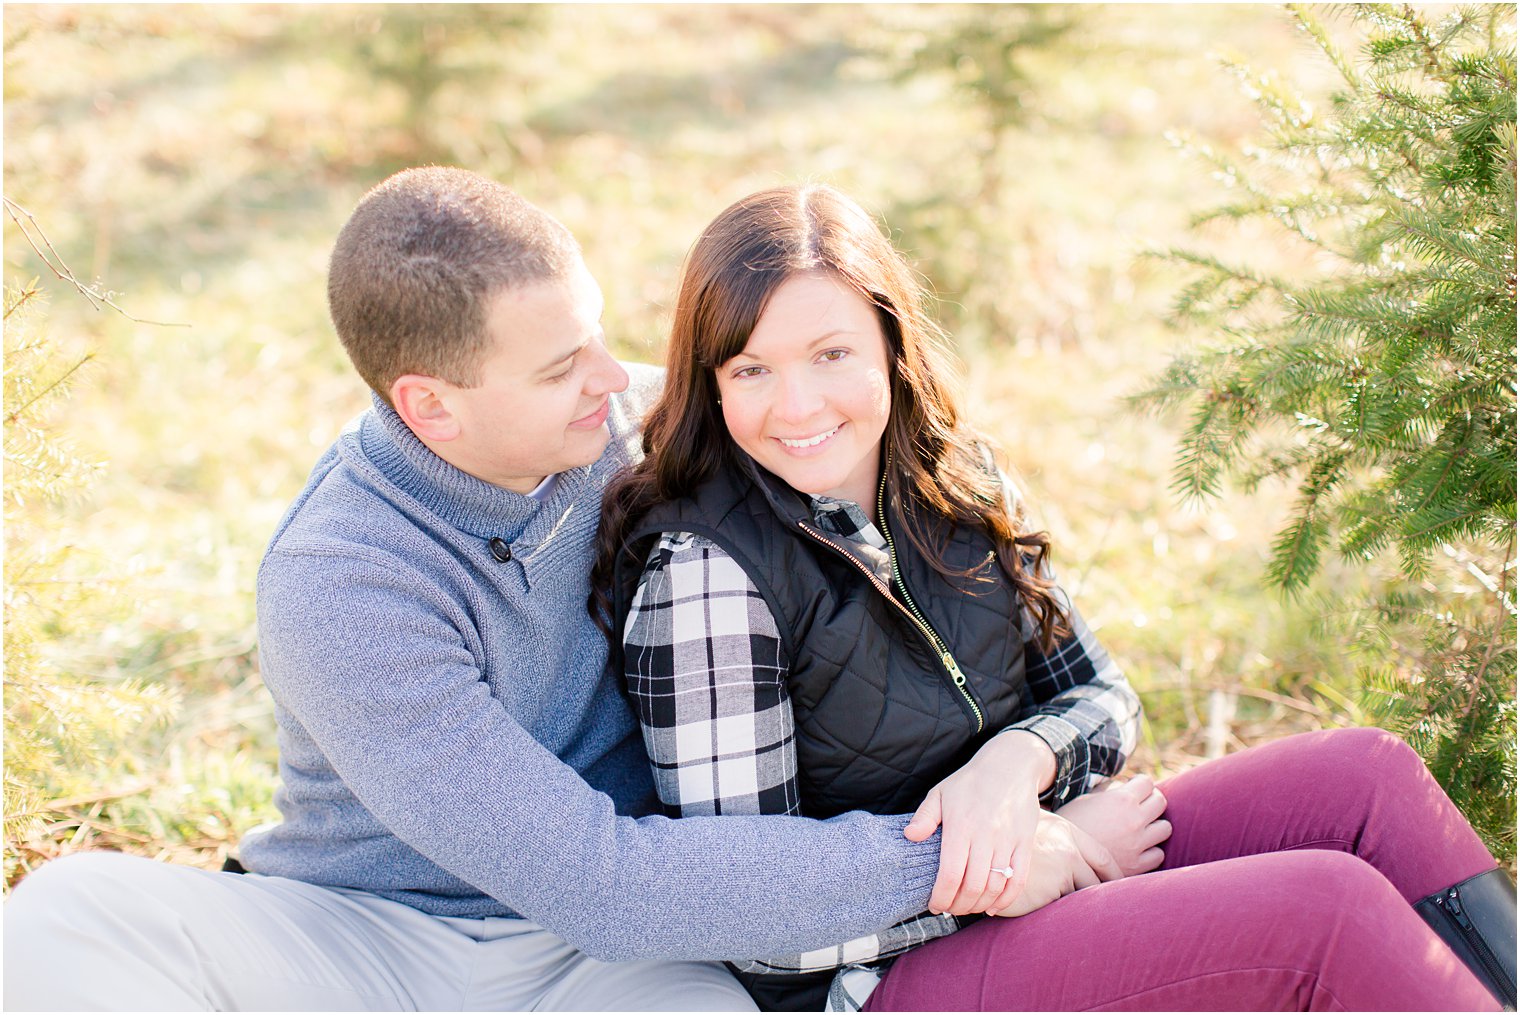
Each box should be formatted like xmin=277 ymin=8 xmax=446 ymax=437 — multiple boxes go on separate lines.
xmin=355 ymin=393 xmax=583 ymax=541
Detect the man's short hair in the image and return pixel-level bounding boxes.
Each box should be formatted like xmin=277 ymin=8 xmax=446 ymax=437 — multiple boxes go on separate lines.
xmin=327 ymin=167 xmax=581 ymax=403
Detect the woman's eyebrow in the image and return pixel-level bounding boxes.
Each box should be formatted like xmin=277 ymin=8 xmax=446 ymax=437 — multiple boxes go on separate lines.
xmin=806 ymin=330 xmax=855 ymax=347
xmin=730 ymin=331 xmax=856 ymax=362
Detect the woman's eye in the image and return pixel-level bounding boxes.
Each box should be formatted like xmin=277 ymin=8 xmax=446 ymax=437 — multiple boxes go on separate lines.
xmin=732 ymin=365 xmax=766 ymax=379
xmin=819 ymin=348 xmax=849 ymax=363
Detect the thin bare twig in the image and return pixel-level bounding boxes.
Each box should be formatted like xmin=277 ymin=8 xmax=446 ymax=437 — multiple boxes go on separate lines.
xmin=1462 ymin=530 xmax=1517 ymax=734
xmin=1210 ymin=683 xmax=1332 ymax=717
xmin=3 ymin=196 xmax=189 ymax=328
xmin=63 ymin=818 xmax=152 ymax=845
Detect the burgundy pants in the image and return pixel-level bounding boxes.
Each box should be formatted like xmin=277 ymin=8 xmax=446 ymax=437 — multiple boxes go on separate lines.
xmin=864 ymin=727 xmax=1501 ymax=1011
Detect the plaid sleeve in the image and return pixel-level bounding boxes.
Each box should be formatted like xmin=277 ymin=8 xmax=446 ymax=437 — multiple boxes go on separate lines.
xmin=622 ymin=532 xmax=962 ymax=988
xmin=622 ymin=531 xmax=798 ymax=817
xmin=1009 ymin=594 xmax=1141 ymax=808
xmin=997 ymin=467 xmax=1142 ymax=808
xmin=731 ymin=907 xmax=963 ymax=977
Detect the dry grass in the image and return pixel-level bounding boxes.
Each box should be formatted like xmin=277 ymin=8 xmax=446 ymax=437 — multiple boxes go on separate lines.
xmin=4 ymin=4 xmax=1379 ymax=883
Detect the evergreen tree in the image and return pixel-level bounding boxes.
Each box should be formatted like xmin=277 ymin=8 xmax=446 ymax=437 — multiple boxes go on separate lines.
xmin=3 ymin=283 xmax=174 ymax=888
xmin=1136 ymin=5 xmax=1516 ymax=861
xmin=872 ymin=4 xmax=1083 ymax=348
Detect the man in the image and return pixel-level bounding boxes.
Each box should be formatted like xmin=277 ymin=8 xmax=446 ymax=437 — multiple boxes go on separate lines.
xmin=3 ymin=168 xmax=946 ymax=1010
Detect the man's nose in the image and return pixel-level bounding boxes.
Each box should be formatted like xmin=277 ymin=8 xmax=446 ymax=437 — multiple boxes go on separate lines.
xmin=586 ymin=340 xmax=629 ymax=395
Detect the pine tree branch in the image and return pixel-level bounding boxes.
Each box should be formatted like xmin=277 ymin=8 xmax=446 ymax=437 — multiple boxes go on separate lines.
xmin=1398 ymin=4 xmax=1447 ymax=78
xmin=1410 ymin=427 xmax=1473 ymax=515
xmin=1463 ymin=610 xmax=1509 ymax=752
xmin=1160 ymin=248 xmax=1298 ymax=297
xmin=1288 ymin=4 xmax=1361 ymax=89
xmin=1384 ymin=202 xmax=1513 ymax=279
xmin=4 ymin=353 xmax=94 ymax=426
xmin=3 ymin=283 xmax=42 ymax=321
xmin=1402 ymin=503 xmax=1491 ymax=543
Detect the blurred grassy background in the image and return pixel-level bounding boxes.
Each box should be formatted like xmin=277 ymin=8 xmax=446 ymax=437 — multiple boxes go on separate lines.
xmin=4 ymin=4 xmax=1384 ymax=883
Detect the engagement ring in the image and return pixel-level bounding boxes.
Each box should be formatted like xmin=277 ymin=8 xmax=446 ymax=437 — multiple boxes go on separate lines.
xmin=990 ymin=865 xmax=1017 ymax=879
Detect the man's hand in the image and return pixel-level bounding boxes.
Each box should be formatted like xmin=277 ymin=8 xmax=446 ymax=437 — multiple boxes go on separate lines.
xmin=987 ymin=811 xmax=1123 ymax=918
xmin=1056 ymin=775 xmax=1170 ymax=877
xmin=905 ymin=730 xmax=1055 ymax=917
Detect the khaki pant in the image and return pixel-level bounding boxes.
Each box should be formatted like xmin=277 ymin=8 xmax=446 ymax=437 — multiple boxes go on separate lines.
xmin=4 ymin=852 xmax=756 ymax=1012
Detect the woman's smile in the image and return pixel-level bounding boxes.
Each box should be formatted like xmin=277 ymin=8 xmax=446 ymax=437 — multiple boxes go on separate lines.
xmin=775 ymin=424 xmax=843 ymax=452
xmin=717 ymin=272 xmax=891 ymax=509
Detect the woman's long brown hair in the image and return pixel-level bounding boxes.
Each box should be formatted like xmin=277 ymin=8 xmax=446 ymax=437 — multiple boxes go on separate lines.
xmin=591 ymin=184 xmax=1071 ymax=651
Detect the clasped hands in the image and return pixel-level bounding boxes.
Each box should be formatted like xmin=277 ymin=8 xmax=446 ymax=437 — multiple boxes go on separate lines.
xmin=904 ymin=730 xmax=1170 ymax=919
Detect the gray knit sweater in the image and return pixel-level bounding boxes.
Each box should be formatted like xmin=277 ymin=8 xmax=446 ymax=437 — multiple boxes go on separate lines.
xmin=240 ymin=364 xmax=939 ymax=962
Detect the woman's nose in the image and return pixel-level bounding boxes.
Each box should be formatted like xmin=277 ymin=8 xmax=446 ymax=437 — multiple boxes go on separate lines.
xmin=774 ymin=373 xmax=823 ymax=423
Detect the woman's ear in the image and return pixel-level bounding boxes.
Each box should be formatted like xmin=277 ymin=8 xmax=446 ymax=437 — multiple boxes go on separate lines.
xmin=389 ymin=374 xmax=462 ymax=442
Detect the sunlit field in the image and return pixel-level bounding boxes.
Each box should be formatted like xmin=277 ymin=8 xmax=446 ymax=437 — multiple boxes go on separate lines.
xmin=3 ymin=4 xmax=1432 ymax=884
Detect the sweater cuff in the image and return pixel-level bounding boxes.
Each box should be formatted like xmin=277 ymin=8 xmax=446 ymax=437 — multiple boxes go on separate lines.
xmin=880 ymin=812 xmax=942 ymax=899
xmin=1004 ymin=715 xmax=1090 ymax=808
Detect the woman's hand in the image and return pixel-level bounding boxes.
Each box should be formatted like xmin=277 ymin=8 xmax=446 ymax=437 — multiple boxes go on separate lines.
xmin=1055 ymin=775 xmax=1170 ymax=877
xmin=904 ymin=730 xmax=1054 ymax=917
xmin=987 ymin=811 xmax=1123 ymax=917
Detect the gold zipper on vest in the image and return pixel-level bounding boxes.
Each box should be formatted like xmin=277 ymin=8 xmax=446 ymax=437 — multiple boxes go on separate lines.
xmin=873 ymin=467 xmax=984 ymax=733
xmin=792 ymin=473 xmax=985 ymax=735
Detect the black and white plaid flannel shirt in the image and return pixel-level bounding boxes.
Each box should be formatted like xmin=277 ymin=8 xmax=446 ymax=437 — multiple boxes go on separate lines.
xmin=622 ymin=479 xmax=1140 ymax=1010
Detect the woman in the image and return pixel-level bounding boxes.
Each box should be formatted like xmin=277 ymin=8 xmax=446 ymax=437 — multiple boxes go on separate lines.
xmin=592 ymin=184 xmax=1514 ymax=1012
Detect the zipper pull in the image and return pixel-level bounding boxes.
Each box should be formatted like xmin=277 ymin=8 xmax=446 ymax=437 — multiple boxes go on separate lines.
xmin=1446 ymin=889 xmax=1473 ymax=929
xmin=944 ymin=654 xmax=967 ymax=685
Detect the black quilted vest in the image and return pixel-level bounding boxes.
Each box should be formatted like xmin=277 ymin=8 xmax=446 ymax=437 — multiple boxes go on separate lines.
xmin=617 ymin=456 xmax=1030 ymax=819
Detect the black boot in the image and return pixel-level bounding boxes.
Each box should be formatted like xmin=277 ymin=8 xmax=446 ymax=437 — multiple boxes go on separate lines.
xmin=1415 ymin=868 xmax=1517 ymax=1010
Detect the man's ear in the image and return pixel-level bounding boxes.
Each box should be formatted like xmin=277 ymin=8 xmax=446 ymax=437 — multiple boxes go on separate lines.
xmin=390 ymin=374 xmax=462 ymax=442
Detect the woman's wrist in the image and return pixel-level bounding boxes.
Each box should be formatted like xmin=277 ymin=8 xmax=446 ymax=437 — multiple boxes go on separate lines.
xmin=986 ymin=728 xmax=1058 ymax=795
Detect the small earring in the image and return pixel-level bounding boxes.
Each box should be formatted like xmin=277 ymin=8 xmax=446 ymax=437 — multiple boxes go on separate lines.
xmin=716 ymin=396 xmax=723 ymax=405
